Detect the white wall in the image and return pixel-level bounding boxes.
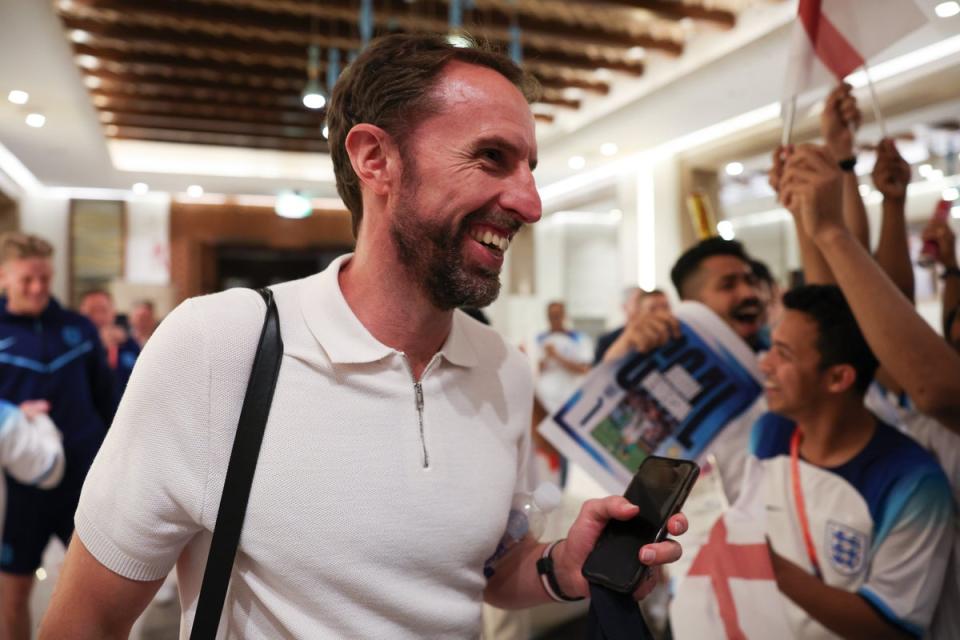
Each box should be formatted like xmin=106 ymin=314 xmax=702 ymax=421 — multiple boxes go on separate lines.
xmin=18 ymin=192 xmax=70 ymax=301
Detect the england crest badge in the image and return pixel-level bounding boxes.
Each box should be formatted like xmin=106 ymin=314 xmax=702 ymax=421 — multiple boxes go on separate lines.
xmin=825 ymin=520 xmax=868 ymax=576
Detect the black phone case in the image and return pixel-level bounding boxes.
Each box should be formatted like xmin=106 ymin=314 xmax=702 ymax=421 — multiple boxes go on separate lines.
xmin=581 ymin=457 xmax=699 ymax=594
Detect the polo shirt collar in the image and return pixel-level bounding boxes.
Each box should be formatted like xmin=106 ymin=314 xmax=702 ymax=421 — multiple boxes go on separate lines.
xmin=300 ymin=253 xmax=479 ymax=368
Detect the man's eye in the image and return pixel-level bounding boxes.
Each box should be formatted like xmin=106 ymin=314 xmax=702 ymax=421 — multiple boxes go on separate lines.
xmin=481 ymin=149 xmax=503 ymax=163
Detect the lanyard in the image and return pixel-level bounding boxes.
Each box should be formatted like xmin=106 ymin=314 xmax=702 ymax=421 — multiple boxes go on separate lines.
xmin=790 ymin=427 xmax=822 ymax=578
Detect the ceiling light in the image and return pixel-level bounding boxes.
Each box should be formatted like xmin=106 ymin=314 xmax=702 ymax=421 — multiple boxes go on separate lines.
xmin=131 ymin=182 xmax=149 ymax=195
xmin=321 ymin=125 xmax=329 ymax=139
xmin=717 ymin=220 xmax=735 ymax=240
xmin=187 ymin=185 xmax=204 ymax=198
xmin=568 ymin=155 xmax=586 ymax=170
xmin=725 ymin=162 xmax=744 ymax=176
xmin=935 ymin=2 xmax=960 ymax=18
xmin=69 ymin=30 xmax=90 ymax=44
xmin=944 ymin=187 xmax=960 ymax=201
xmin=25 ymin=113 xmax=45 ymax=128
xmin=301 ymin=45 xmax=326 ymax=110
xmin=75 ymin=54 xmax=99 ymax=70
xmin=600 ymin=143 xmax=619 ymax=156
xmin=275 ymin=191 xmax=313 ymax=219
xmin=7 ymin=90 xmax=28 ymax=105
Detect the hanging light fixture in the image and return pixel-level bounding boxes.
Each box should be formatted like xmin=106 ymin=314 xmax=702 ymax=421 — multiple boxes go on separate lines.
xmin=302 ymin=44 xmax=326 ymax=110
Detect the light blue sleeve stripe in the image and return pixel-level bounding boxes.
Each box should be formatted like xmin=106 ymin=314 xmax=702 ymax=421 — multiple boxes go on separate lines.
xmin=858 ymin=587 xmax=923 ymax=638
xmin=0 ymin=402 xmax=17 ymax=438
xmin=874 ymin=470 xmax=954 ymax=549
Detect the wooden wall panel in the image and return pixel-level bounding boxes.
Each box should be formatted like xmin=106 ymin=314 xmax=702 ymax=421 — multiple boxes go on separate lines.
xmin=170 ymin=202 xmax=353 ymax=302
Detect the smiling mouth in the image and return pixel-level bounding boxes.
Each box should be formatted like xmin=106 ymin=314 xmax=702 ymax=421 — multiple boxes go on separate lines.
xmin=469 ymin=228 xmax=511 ymax=252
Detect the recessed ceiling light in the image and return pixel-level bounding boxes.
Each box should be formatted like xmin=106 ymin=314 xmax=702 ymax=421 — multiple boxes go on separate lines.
xmin=717 ymin=220 xmax=735 ymax=240
xmin=7 ymin=90 xmax=28 ymax=105
xmin=25 ymin=113 xmax=45 ymax=128
xmin=75 ymin=54 xmax=99 ymax=70
xmin=944 ymin=187 xmax=960 ymax=202
xmin=725 ymin=162 xmax=744 ymax=176
xmin=568 ymin=155 xmax=586 ymax=170
xmin=935 ymin=2 xmax=960 ymax=18
xmin=187 ymin=185 xmax=204 ymax=198
xmin=600 ymin=143 xmax=618 ymax=156
xmin=132 ymin=182 xmax=149 ymax=195
xmin=321 ymin=125 xmax=329 ymax=139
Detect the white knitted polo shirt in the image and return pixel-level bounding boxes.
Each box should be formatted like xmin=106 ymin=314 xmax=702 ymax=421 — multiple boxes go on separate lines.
xmin=76 ymin=254 xmax=534 ymax=639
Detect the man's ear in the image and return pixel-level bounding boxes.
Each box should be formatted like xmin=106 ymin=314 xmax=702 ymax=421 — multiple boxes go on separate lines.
xmin=824 ymin=363 xmax=857 ymax=394
xmin=344 ymin=124 xmax=399 ymax=197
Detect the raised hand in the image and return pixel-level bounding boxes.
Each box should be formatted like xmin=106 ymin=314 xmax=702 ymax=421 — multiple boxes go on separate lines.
xmin=922 ymin=213 xmax=958 ymax=269
xmin=780 ymin=144 xmax=845 ymax=241
xmin=871 ymin=138 xmax=911 ymax=202
xmin=821 ymin=83 xmax=861 ymax=162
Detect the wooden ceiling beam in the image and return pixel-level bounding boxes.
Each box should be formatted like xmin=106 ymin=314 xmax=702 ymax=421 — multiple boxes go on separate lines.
xmin=532 ymin=74 xmax=610 ymax=95
xmin=107 ymin=128 xmax=328 ymax=153
xmin=84 ymin=73 xmax=306 ymax=109
xmin=91 ymin=98 xmax=325 ymax=128
xmin=571 ymin=0 xmax=736 ymax=28
xmin=101 ymin=112 xmax=326 ymax=141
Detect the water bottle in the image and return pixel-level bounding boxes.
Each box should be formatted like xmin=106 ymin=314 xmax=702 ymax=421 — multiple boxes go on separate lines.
xmin=484 ymin=482 xmax=562 ymax=578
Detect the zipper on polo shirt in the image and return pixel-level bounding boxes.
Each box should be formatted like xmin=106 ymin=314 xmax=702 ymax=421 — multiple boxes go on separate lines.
xmin=414 ymin=381 xmax=428 ymax=468
xmin=400 ymin=353 xmax=441 ymax=470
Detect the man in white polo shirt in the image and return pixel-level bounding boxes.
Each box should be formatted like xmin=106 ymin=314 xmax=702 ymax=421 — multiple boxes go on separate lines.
xmin=41 ymin=34 xmax=687 ymax=639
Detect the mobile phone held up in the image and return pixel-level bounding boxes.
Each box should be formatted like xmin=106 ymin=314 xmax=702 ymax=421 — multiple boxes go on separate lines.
xmin=581 ymin=456 xmax=699 ymax=594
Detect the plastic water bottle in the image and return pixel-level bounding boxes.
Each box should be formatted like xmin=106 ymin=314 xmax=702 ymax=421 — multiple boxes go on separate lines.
xmin=484 ymin=482 xmax=563 ymax=577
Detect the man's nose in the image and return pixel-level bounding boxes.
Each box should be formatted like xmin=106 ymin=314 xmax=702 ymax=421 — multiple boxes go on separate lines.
xmin=500 ymin=167 xmax=541 ymax=225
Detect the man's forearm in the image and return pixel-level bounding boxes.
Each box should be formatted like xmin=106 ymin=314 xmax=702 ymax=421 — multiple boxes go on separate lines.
xmin=793 ymin=219 xmax=835 ymax=285
xmin=875 ymin=197 xmax=914 ymax=301
xmin=774 ymin=558 xmax=911 ymax=640
xmin=816 ymin=227 xmax=960 ymax=428
xmin=842 ymin=173 xmax=870 ymax=250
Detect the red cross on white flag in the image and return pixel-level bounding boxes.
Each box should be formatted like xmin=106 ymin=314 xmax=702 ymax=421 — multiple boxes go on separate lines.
xmin=781 ymin=0 xmax=928 ymax=141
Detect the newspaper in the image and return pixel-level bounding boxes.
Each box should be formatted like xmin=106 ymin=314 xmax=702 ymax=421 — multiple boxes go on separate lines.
xmin=537 ymin=301 xmax=763 ymax=495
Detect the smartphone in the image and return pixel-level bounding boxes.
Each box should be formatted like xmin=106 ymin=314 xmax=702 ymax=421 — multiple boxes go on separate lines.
xmin=581 ymin=456 xmax=699 ymax=594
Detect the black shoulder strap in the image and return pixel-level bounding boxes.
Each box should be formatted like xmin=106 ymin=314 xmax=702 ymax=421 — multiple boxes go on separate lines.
xmin=587 ymin=583 xmax=656 ymax=640
xmin=190 ymin=288 xmax=283 ymax=640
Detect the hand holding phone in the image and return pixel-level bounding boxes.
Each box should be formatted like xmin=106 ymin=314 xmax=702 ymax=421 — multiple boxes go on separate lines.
xmin=581 ymin=456 xmax=699 ymax=594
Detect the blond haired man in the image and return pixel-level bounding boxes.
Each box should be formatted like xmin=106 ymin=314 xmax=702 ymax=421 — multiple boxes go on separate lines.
xmin=0 ymin=232 xmax=114 ymax=640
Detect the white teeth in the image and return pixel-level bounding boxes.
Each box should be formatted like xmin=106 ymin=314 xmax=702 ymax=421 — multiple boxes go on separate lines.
xmin=471 ymin=228 xmax=511 ymax=252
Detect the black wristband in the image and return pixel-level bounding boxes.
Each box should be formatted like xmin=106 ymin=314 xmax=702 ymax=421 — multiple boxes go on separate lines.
xmin=537 ymin=540 xmax=585 ymax=602
xmin=838 ymin=156 xmax=857 ymax=172
xmin=941 ymin=266 xmax=960 ymax=280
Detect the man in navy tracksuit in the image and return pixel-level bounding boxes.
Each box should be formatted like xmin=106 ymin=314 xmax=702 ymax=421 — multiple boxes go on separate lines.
xmin=0 ymin=232 xmax=115 ymax=640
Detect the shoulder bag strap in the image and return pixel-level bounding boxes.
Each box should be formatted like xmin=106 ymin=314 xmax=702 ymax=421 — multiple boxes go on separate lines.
xmin=189 ymin=288 xmax=283 ymax=640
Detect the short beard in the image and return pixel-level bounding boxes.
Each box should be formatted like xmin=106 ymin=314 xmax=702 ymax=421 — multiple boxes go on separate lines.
xmin=390 ymin=176 xmax=501 ymax=311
